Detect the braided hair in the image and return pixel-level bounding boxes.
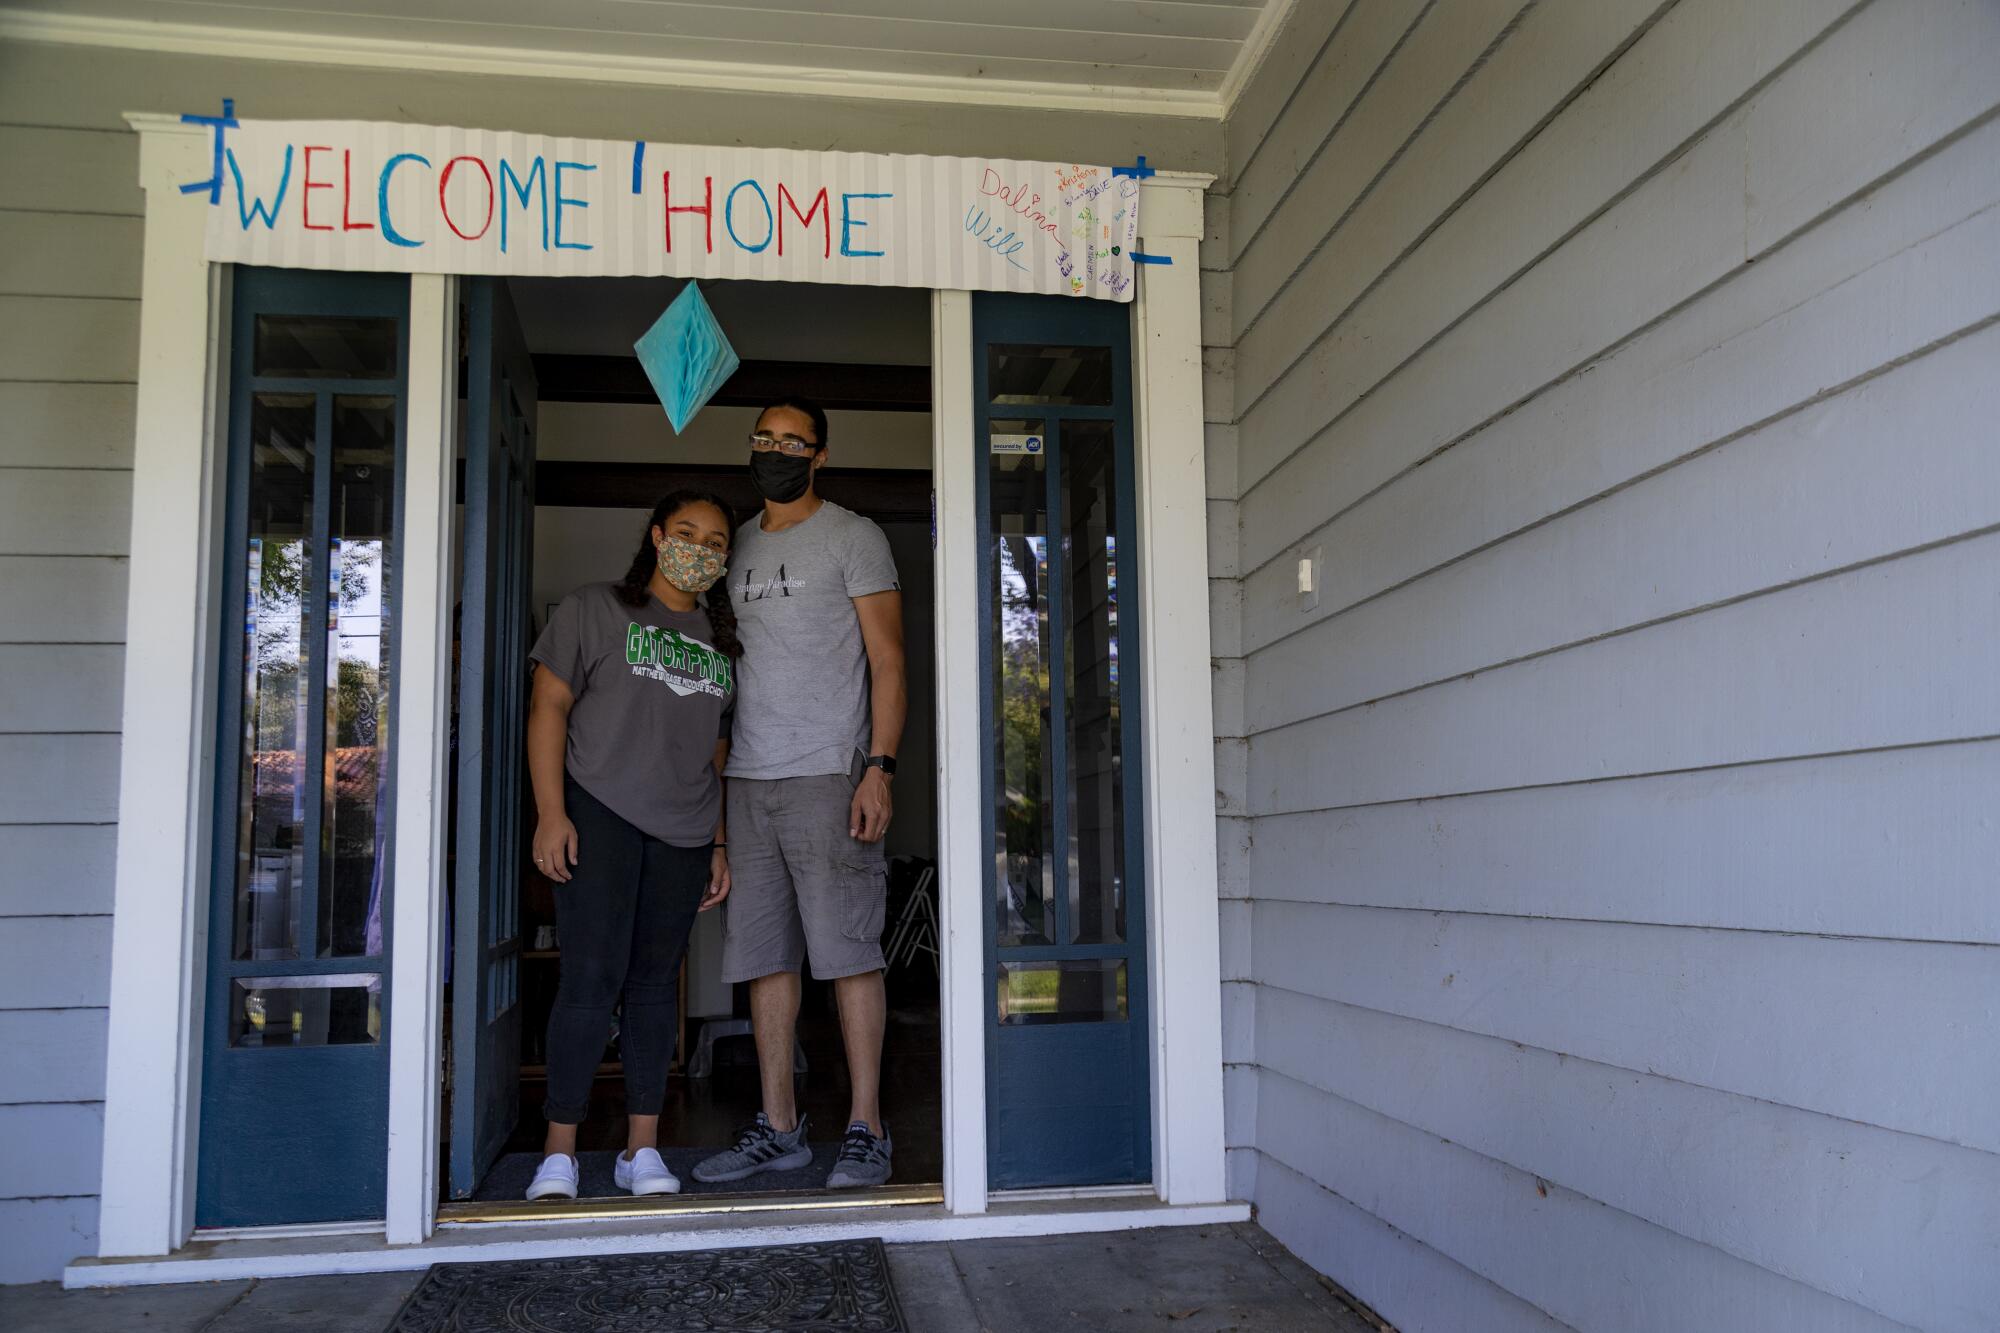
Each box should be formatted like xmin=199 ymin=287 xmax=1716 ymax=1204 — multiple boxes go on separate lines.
xmin=614 ymin=490 xmax=742 ymax=661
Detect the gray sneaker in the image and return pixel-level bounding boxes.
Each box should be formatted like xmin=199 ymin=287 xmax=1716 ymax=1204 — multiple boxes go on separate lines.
xmin=691 ymin=1112 xmax=813 ymax=1183
xmin=825 ymin=1120 xmax=892 ymax=1189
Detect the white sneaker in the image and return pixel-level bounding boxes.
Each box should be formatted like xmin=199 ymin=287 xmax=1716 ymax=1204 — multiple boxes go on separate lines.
xmin=525 ymin=1153 xmax=579 ymax=1200
xmin=614 ymin=1146 xmax=682 ymax=1196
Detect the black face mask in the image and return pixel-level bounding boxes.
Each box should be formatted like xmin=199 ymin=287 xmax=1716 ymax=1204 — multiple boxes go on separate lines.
xmin=749 ymin=449 xmax=815 ymax=504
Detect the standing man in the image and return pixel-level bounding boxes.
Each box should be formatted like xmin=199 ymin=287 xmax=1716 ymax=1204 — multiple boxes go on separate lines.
xmin=693 ymin=394 xmax=906 ymax=1190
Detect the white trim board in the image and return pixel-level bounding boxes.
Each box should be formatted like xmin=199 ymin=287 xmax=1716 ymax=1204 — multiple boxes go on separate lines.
xmin=66 ymin=1198 xmax=1252 ymax=1288
xmin=0 ymin=9 xmax=1261 ymax=120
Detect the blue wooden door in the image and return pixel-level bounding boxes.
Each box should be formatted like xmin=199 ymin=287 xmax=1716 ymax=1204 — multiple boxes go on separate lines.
xmin=449 ymin=278 xmax=539 ymax=1198
xmin=196 ymin=268 xmax=410 ymax=1227
xmin=975 ymin=293 xmax=1152 ymax=1188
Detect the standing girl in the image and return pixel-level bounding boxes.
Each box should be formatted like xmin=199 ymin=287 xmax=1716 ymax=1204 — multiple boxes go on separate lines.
xmin=523 ymin=491 xmax=740 ymax=1199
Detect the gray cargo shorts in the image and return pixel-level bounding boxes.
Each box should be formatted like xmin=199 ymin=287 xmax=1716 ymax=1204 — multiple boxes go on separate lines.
xmin=721 ymin=772 xmax=887 ymax=982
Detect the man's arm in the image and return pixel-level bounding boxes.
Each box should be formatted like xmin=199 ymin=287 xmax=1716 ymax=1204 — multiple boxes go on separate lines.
xmin=850 ymin=590 xmax=905 ymax=843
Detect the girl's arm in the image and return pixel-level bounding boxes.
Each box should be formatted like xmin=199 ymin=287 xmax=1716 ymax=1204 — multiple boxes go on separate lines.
xmin=527 ymin=664 xmax=579 ymax=883
xmin=702 ymin=738 xmax=731 ymax=910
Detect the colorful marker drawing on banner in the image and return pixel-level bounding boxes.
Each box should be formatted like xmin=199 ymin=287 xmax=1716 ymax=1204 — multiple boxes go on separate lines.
xmin=196 ymin=119 xmax=1146 ymax=301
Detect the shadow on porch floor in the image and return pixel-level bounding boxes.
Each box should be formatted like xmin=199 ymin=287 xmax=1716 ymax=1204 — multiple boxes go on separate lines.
xmin=4 ymin=1223 xmax=1387 ymax=1331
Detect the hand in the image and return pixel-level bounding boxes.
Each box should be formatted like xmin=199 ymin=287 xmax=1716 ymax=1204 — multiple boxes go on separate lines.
xmin=532 ymin=814 xmax=578 ymax=884
xmin=850 ymin=767 xmax=893 ymax=843
xmin=700 ymin=845 xmax=731 ymax=911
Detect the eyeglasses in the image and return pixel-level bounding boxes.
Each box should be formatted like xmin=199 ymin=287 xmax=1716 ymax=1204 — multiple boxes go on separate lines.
xmin=748 ymin=433 xmax=821 ymax=456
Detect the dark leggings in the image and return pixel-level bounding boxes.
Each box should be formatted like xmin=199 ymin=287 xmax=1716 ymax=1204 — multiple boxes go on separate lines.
xmin=543 ymin=777 xmax=707 ymax=1124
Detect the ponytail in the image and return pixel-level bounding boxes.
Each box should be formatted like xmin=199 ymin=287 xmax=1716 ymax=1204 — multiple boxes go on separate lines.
xmin=613 ymin=490 xmax=743 ymax=661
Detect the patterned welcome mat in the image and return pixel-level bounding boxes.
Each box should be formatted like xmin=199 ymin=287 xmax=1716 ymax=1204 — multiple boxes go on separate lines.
xmin=385 ymin=1239 xmax=908 ymax=1332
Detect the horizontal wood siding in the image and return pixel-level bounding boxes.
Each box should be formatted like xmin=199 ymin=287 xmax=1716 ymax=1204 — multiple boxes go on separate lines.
xmin=0 ymin=73 xmax=138 ymax=1283
xmin=1214 ymin=1 xmax=2000 ymax=1329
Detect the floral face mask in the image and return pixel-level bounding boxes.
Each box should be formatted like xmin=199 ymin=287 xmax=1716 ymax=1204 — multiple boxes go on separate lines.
xmin=656 ymin=535 xmax=728 ymax=594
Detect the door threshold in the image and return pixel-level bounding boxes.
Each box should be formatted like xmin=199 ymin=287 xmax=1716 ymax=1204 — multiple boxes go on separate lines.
xmin=66 ymin=1195 xmax=1250 ymax=1288
xmin=438 ymin=1182 xmax=944 ymax=1225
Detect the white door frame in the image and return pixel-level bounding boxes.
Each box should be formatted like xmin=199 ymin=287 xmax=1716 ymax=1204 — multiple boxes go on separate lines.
xmin=96 ymin=113 xmax=1225 ymax=1260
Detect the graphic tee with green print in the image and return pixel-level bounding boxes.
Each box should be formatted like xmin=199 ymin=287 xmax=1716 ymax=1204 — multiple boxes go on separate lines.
xmin=531 ymin=582 xmax=735 ymax=847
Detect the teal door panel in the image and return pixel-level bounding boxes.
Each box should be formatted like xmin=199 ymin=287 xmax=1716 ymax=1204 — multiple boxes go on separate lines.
xmin=975 ymin=292 xmax=1151 ymax=1189
xmin=196 ymin=267 xmax=410 ymax=1227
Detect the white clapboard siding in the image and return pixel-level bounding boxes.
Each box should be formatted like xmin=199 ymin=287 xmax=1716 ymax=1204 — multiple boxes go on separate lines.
xmin=0 ymin=296 xmax=138 ymax=383
xmin=1241 ymin=102 xmax=1749 ymax=499
xmin=0 ymin=382 xmax=138 ymax=469
xmin=0 ymin=825 xmax=116 ymax=918
xmin=1217 ymin=0 xmax=2000 ymax=1327
xmin=1743 ymin=0 xmax=2000 ymax=254
xmin=1216 ymin=1 xmax=1360 ymax=215
xmin=1251 ymin=899 xmax=2000 ymax=1156
xmin=1250 ymin=532 xmax=2000 ymax=814
xmin=0 ymin=1103 xmax=104 ymax=1199
xmin=1245 ymin=321 xmax=2000 ymax=729
xmin=1224 ymin=0 xmax=1422 ymax=267
xmin=0 ymin=212 xmax=142 ymax=301
xmin=0 ymin=916 xmax=112 ymax=1011
xmin=1232 ymin=0 xmax=1660 ymax=345
xmin=1224 ymin=1146 xmax=1257 ymax=1205
xmin=0 ymin=735 xmax=121 ymax=825
xmin=1237 ymin=114 xmax=2000 ymax=623
xmin=1219 ymin=979 xmax=1255 ymax=1060
xmin=1246 ymin=741 xmax=2000 ymax=944
xmin=0 ymin=644 xmax=127 ymax=733
xmin=1240 ymin=0 xmax=1999 ymax=499
xmin=0 ymin=126 xmax=141 ymax=216
xmin=0 ymin=470 xmax=134 ymax=557
xmin=1252 ymin=1156 xmax=1574 ymax=1333
xmin=1255 ymin=986 xmax=2000 ymax=1331
xmin=0 ymin=1010 xmax=108 ymax=1103
xmin=0 ymin=557 xmax=130 ymax=643
xmin=1254 ymin=1071 xmax=1913 ymax=1333
xmin=1232 ymin=0 xmax=1854 ymax=420
xmin=0 ymin=1198 xmax=97 ymax=1286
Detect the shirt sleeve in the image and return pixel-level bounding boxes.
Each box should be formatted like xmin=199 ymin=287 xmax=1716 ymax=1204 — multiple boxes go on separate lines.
xmin=841 ymin=516 xmax=900 ymax=599
xmin=528 ymin=589 xmax=588 ymax=692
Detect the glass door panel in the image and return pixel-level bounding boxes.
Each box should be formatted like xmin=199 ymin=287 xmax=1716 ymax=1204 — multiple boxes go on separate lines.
xmin=198 ymin=270 xmax=409 ymax=1228
xmin=233 ymin=393 xmax=316 ymax=962
xmin=976 ymin=293 xmax=1149 ymax=1190
xmin=1059 ymin=419 xmax=1126 ymax=947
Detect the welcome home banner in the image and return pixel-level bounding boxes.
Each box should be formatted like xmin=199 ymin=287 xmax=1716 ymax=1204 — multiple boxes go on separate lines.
xmin=199 ymin=119 xmax=1145 ymax=301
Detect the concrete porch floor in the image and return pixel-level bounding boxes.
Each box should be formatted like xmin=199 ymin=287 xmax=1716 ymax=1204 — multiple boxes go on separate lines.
xmin=2 ymin=1222 xmax=1382 ymax=1331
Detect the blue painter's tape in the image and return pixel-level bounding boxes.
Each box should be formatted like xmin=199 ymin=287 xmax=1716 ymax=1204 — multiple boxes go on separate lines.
xmin=1132 ymin=251 xmax=1172 ymax=265
xmin=631 ymin=141 xmax=646 ymax=195
xmin=1112 ymin=155 xmax=1157 ymax=179
xmin=179 ymin=97 xmax=240 ymax=203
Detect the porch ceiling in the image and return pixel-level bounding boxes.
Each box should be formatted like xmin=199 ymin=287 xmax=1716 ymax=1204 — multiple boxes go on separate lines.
xmin=0 ymin=0 xmax=1293 ymax=118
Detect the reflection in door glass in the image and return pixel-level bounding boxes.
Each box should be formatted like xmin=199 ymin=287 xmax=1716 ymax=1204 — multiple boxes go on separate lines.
xmin=234 ymin=394 xmax=315 ymax=961
xmin=1060 ymin=419 xmax=1126 ymax=945
xmin=996 ymin=959 xmax=1127 ymax=1025
xmin=231 ymin=974 xmax=381 ymax=1047
xmin=321 ymin=397 xmax=397 ymax=958
xmin=988 ymin=344 xmax=1113 ymax=405
xmin=990 ymin=419 xmax=1054 ymax=946
xmin=253 ymin=314 xmax=398 ymax=380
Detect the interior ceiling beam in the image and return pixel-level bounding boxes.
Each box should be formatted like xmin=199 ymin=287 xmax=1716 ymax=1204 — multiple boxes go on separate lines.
xmin=533 ymin=354 xmax=931 ymax=412
xmin=529 ymin=461 xmax=932 ymax=524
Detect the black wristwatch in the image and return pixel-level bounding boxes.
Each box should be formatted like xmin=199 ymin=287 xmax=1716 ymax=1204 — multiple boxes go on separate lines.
xmin=864 ymin=754 xmax=897 ymax=777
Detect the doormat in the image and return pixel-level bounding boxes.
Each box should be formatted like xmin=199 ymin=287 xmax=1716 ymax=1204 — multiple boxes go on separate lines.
xmin=384 ymin=1238 xmax=908 ymax=1332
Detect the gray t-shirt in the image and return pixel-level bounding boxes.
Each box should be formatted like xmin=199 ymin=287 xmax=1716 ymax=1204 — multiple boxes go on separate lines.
xmin=724 ymin=501 xmax=899 ymax=780
xmin=530 ymin=582 xmax=734 ymax=846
